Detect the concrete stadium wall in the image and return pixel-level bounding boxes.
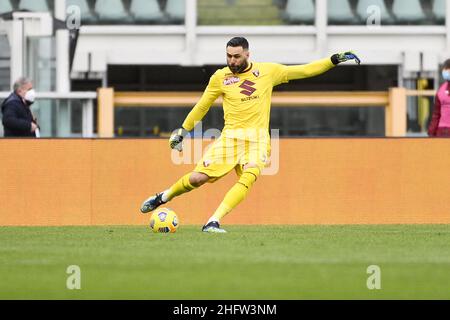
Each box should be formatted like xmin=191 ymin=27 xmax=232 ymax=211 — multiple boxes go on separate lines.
xmin=0 ymin=139 xmax=449 ymax=226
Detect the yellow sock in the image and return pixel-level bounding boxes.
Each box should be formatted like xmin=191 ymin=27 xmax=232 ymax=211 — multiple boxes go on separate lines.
xmin=165 ymin=173 xmax=196 ymax=201
xmin=212 ymin=167 xmax=260 ymax=221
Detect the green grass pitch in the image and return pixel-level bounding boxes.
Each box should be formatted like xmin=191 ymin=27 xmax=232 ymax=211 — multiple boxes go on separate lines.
xmin=0 ymin=225 xmax=449 ymax=299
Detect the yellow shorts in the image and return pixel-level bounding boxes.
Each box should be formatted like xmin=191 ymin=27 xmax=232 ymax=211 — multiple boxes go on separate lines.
xmin=194 ymin=136 xmax=269 ymax=179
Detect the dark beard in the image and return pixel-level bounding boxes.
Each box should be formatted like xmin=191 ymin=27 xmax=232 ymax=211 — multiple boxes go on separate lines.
xmin=228 ymin=60 xmax=248 ymax=74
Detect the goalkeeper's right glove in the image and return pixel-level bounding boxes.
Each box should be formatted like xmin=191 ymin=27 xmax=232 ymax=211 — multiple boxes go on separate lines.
xmin=169 ymin=127 xmax=189 ymax=152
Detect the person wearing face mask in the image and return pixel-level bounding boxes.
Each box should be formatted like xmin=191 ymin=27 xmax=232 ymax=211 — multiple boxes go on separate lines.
xmin=428 ymin=59 xmax=450 ymax=137
xmin=1 ymin=77 xmax=39 ymax=137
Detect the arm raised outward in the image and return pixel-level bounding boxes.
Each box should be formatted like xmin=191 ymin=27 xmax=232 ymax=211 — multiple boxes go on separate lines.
xmin=286 ymin=51 xmax=361 ymax=81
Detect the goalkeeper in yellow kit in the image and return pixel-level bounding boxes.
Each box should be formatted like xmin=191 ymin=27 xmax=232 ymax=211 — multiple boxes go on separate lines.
xmin=141 ymin=37 xmax=360 ymax=233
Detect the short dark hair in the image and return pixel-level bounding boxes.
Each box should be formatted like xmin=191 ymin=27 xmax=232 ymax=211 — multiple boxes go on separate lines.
xmin=443 ymin=59 xmax=450 ymax=69
xmin=226 ymin=37 xmax=249 ymax=50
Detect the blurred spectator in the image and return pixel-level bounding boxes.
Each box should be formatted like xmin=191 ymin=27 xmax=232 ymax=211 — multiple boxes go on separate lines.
xmin=152 ymin=125 xmax=161 ymax=136
xmin=417 ymin=78 xmax=430 ymax=133
xmin=428 ymin=59 xmax=450 ymax=137
xmin=117 ymin=126 xmax=124 ymax=136
xmin=1 ymin=77 xmax=39 ymax=137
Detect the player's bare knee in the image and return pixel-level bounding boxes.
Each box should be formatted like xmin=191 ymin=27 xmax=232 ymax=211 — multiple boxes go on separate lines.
xmin=189 ymin=172 xmax=209 ymax=187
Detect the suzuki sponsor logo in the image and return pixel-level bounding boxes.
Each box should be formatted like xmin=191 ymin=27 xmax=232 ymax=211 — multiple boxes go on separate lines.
xmin=239 ymin=80 xmax=256 ymax=96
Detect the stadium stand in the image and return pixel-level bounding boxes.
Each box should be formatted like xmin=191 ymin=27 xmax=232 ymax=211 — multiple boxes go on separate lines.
xmin=198 ymin=0 xmax=283 ymax=25
xmin=356 ymin=0 xmax=392 ymax=24
xmin=165 ymin=0 xmax=185 ymax=23
xmin=67 ymin=0 xmax=97 ymax=23
xmin=130 ymin=0 xmax=165 ymax=23
xmin=392 ymin=0 xmax=427 ymax=24
xmin=4 ymin=0 xmax=439 ymax=26
xmin=0 ymin=0 xmax=13 ymax=15
xmin=18 ymin=0 xmax=49 ymax=12
xmin=433 ymin=0 xmax=446 ymax=24
xmin=283 ymin=0 xmax=315 ymax=25
xmin=327 ymin=0 xmax=359 ymax=25
xmin=94 ymin=0 xmax=130 ymax=23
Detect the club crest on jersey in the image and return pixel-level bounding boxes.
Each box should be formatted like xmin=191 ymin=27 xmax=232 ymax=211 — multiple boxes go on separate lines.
xmin=223 ymin=76 xmax=240 ymax=86
xmin=252 ymin=69 xmax=260 ymax=77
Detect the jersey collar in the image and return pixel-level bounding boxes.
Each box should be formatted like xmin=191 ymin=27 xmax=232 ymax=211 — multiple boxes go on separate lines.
xmin=238 ymin=62 xmax=253 ymax=74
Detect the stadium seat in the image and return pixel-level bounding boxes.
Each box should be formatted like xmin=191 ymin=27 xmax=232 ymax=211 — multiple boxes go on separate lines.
xmin=165 ymin=0 xmax=185 ymax=23
xmin=283 ymin=0 xmax=315 ymax=24
xmin=19 ymin=0 xmax=49 ymax=12
xmin=130 ymin=0 xmax=164 ymax=23
xmin=432 ymin=0 xmax=446 ymax=24
xmin=356 ymin=0 xmax=392 ymax=24
xmin=328 ymin=0 xmax=359 ymax=24
xmin=66 ymin=0 xmax=97 ymax=23
xmin=273 ymin=0 xmax=288 ymax=9
xmin=95 ymin=0 xmax=130 ymax=22
xmin=392 ymin=0 xmax=427 ymax=24
xmin=0 ymin=0 xmax=13 ymax=15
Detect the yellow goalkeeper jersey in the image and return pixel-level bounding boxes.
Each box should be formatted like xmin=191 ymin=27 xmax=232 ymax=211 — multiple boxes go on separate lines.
xmin=182 ymin=58 xmax=335 ymax=142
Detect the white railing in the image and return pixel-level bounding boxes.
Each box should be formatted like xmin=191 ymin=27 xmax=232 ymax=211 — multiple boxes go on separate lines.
xmin=0 ymin=91 xmax=96 ymax=138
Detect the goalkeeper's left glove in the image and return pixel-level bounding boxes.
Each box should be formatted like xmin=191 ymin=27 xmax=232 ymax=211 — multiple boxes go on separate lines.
xmin=331 ymin=51 xmax=361 ymax=65
xmin=169 ymin=127 xmax=189 ymax=152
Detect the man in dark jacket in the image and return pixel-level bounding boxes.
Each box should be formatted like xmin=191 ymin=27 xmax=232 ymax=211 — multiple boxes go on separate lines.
xmin=1 ymin=77 xmax=39 ymax=137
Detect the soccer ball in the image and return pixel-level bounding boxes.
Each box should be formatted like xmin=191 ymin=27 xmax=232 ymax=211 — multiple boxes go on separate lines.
xmin=149 ymin=208 xmax=179 ymax=233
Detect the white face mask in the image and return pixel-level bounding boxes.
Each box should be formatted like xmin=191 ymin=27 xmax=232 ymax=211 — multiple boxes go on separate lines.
xmin=24 ymin=89 xmax=36 ymax=104
xmin=443 ymin=70 xmax=450 ymax=81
